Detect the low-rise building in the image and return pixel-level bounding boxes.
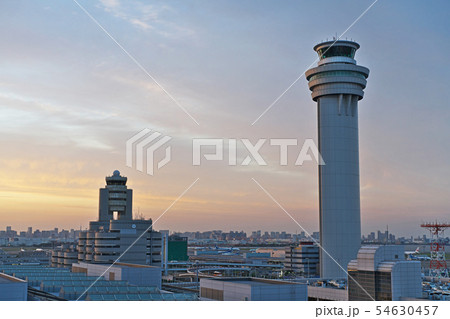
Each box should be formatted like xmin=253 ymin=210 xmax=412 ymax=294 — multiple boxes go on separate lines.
xmin=200 ymin=277 xmax=307 ymax=301
xmin=285 ymin=241 xmax=320 ymax=276
xmin=72 ymin=261 xmax=161 ymax=288
xmin=0 ymin=264 xmax=195 ymax=301
xmin=255 ymin=248 xmax=285 ymax=258
xmin=308 ymin=285 xmax=348 ymax=301
xmin=168 ymin=235 xmax=188 ymax=261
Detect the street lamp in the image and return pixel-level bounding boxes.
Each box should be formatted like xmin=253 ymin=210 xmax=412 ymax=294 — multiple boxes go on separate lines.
xmin=195 ymin=261 xmax=199 ymax=284
xmin=306 ymin=258 xmax=310 ymax=278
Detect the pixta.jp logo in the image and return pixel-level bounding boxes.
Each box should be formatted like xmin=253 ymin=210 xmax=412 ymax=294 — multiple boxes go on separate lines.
xmin=126 ymin=129 xmax=172 ymax=176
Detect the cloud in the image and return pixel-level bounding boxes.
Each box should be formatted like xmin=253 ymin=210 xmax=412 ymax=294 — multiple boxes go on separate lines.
xmin=130 ymin=18 xmax=153 ymax=30
xmin=99 ymin=0 xmax=120 ymax=10
xmin=1 ymin=0 xmax=449 ymax=235
xmin=97 ymin=0 xmax=195 ymax=38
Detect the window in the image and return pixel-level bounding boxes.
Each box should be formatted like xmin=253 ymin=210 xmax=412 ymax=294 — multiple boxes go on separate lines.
xmin=318 ymin=46 xmax=356 ymax=59
xmin=309 ymin=71 xmax=366 ymax=81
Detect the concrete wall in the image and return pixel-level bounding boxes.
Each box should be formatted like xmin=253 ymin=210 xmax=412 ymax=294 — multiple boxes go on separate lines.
xmin=391 ymin=261 xmax=422 ymax=301
xmin=308 ymin=286 xmax=348 ymax=301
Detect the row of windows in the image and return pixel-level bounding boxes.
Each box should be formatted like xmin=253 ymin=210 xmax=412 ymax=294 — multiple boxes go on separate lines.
xmin=309 ymin=71 xmax=366 ymax=82
xmin=106 ymin=181 xmax=127 ymax=185
xmin=108 ymin=193 xmax=127 ymax=199
xmin=348 ymin=270 xmax=392 ymax=301
xmin=317 ymin=46 xmax=356 ymax=59
xmin=285 ymin=261 xmax=318 ymax=265
xmin=94 ymin=244 xmax=121 ymax=248
xmin=286 ymin=253 xmax=319 ymax=257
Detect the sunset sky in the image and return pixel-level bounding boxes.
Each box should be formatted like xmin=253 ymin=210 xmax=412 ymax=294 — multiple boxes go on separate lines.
xmin=0 ymin=0 xmax=449 ymax=237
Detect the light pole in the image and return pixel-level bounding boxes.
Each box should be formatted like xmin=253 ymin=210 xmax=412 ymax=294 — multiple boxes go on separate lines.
xmin=195 ymin=261 xmax=199 ymax=285
xmin=306 ymin=258 xmax=310 ymax=278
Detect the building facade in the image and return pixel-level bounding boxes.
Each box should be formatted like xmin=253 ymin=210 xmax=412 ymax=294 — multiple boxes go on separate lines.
xmin=285 ymin=242 xmax=319 ymax=276
xmin=306 ymin=40 xmax=370 ymax=278
xmin=200 ymin=278 xmax=307 ymax=301
xmin=168 ymin=236 xmax=188 ymax=261
xmin=348 ymin=245 xmax=422 ymax=301
xmin=51 ymin=243 xmax=78 ymax=268
xmin=72 ymin=262 xmax=161 ymax=288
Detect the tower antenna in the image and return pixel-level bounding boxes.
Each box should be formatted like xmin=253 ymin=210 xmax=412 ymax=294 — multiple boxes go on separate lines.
xmin=421 ymin=222 xmax=450 ymax=278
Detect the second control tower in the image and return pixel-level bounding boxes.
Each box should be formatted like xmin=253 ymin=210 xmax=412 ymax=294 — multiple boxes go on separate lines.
xmin=306 ymin=40 xmax=369 ymax=278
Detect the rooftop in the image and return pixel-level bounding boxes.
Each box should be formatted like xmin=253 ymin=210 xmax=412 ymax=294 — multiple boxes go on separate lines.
xmin=0 ymin=264 xmax=196 ymax=301
xmin=0 ymin=272 xmax=27 ymax=284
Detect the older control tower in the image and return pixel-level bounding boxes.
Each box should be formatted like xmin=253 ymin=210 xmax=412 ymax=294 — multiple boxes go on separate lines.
xmin=306 ymin=40 xmax=369 ymax=278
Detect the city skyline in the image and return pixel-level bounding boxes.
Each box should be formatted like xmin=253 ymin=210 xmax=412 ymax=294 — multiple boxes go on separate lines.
xmin=1 ymin=0 xmax=450 ymax=238
xmin=0 ymin=223 xmax=440 ymax=241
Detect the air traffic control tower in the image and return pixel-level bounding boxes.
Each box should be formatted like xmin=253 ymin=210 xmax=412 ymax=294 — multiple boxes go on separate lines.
xmin=306 ymin=40 xmax=369 ymax=278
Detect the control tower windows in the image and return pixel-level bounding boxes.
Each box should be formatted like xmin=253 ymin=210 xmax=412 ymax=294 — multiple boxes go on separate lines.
xmin=318 ymin=46 xmax=356 ymax=59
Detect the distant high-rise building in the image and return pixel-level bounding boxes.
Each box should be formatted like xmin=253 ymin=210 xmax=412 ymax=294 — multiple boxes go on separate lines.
xmin=306 ymin=40 xmax=369 ymax=278
xmin=377 ymin=230 xmax=384 ymax=242
xmin=312 ymin=232 xmax=320 ymax=241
